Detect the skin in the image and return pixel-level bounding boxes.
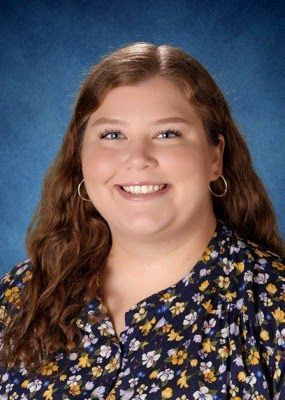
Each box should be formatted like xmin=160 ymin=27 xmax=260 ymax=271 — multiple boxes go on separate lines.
xmin=81 ymin=75 xmax=225 ymax=314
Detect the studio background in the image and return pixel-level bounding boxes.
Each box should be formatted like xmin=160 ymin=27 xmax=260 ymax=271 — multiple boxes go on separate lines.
xmin=0 ymin=0 xmax=284 ymax=274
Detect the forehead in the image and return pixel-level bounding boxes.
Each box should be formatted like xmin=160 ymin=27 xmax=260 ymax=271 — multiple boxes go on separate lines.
xmin=89 ymin=76 xmax=198 ymax=123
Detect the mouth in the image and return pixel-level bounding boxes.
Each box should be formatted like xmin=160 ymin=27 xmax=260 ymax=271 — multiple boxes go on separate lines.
xmin=114 ymin=183 xmax=171 ymax=201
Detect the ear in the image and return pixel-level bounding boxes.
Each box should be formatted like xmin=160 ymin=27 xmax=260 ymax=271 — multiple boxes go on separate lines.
xmin=209 ymin=134 xmax=225 ymax=181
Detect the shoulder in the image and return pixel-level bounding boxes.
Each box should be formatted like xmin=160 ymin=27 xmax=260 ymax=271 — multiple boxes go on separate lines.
xmin=223 ymin=228 xmax=285 ymax=397
xmin=0 ymin=259 xmax=33 ymax=328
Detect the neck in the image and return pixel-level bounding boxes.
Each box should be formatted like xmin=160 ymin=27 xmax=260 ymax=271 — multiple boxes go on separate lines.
xmin=103 ymin=212 xmax=217 ymax=283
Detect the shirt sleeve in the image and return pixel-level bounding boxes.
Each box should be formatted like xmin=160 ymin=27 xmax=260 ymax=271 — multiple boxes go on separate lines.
xmin=0 ymin=260 xmax=33 ymax=332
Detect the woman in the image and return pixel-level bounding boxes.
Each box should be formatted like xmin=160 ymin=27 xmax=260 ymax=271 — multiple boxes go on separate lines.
xmin=0 ymin=42 xmax=284 ymax=399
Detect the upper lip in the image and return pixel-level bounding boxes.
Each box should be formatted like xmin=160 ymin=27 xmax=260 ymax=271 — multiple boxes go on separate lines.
xmin=116 ymin=181 xmax=169 ymax=187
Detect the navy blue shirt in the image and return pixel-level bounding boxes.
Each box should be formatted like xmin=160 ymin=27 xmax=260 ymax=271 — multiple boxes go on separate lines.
xmin=0 ymin=221 xmax=284 ymax=399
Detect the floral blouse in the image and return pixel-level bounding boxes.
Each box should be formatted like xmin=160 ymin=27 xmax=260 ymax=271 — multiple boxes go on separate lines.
xmin=0 ymin=221 xmax=285 ymax=400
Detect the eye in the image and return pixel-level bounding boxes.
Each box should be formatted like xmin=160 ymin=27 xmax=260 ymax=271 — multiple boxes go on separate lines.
xmin=99 ymin=129 xmax=123 ymax=140
xmin=156 ymin=129 xmax=181 ymax=139
xmin=99 ymin=128 xmax=181 ymax=140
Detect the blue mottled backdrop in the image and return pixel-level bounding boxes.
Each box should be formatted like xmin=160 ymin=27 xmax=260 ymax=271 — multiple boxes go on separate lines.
xmin=0 ymin=0 xmax=284 ymax=274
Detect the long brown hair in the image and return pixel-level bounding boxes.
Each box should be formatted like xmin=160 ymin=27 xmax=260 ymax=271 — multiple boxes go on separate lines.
xmin=1 ymin=42 xmax=284 ymax=373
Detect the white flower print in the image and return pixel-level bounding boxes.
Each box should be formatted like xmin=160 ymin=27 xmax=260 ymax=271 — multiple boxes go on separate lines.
xmin=85 ymin=381 xmax=94 ymax=390
xmin=244 ymin=270 xmax=253 ymax=282
xmin=229 ymin=322 xmax=239 ymax=336
xmin=192 ymin=293 xmax=204 ymax=304
xmin=91 ymin=385 xmax=106 ymax=398
xmin=67 ymin=374 xmax=81 ymax=385
xmin=142 ymin=350 xmax=161 ymax=367
xmin=276 ymin=328 xmax=285 ymax=346
xmin=99 ymin=344 xmax=112 ymax=358
xmin=128 ymin=377 xmax=139 ymax=387
xmin=245 ymin=372 xmax=257 ymax=386
xmin=200 ymin=361 xmax=212 ymax=372
xmin=193 ymin=385 xmax=213 ymax=399
xmin=183 ymin=310 xmax=198 ymax=326
xmin=82 ymin=332 xmax=99 ymax=348
xmin=157 ymin=368 xmax=174 ymax=381
xmin=254 ymin=272 xmax=269 ymax=284
xmin=193 ymin=334 xmax=202 ymax=343
xmin=233 ymin=354 xmax=244 ymax=367
xmin=129 ymin=338 xmax=140 ymax=351
xmin=221 ymin=326 xmax=229 ymax=338
xmin=27 ymin=379 xmax=42 ymax=393
xmin=203 ymin=318 xmax=216 ymax=334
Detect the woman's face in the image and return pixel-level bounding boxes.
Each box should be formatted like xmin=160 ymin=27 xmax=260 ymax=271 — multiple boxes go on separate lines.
xmin=81 ymin=76 xmax=224 ymax=238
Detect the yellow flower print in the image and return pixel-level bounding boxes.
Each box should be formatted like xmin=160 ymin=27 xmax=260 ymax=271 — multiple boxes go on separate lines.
xmin=237 ymin=371 xmax=246 ymax=382
xmin=162 ymin=387 xmax=173 ymax=398
xmin=192 ymin=323 xmax=198 ymax=333
xmin=105 ymin=356 xmax=120 ymax=372
xmin=272 ymin=260 xmax=285 ymax=272
xmin=92 ymin=365 xmax=103 ymax=377
xmin=78 ymin=353 xmax=91 ymax=368
xmin=202 ymin=299 xmax=216 ymax=314
xmin=4 ymin=286 xmax=21 ymax=309
xmin=139 ymin=317 xmax=156 ymax=335
xmin=203 ymin=369 xmax=217 ymax=383
xmin=225 ymin=291 xmax=237 ymax=302
xmin=266 ymin=283 xmax=277 ymax=295
xmin=272 ymin=307 xmax=285 ymax=324
xmin=69 ymin=383 xmax=81 ymax=396
xmin=217 ymin=276 xmax=230 ymax=290
xmin=253 ymin=248 xmax=269 ymax=258
xmin=23 ymin=270 xmax=33 ymax=282
xmin=137 ymin=384 xmax=148 ymax=394
xmin=40 ymin=361 xmax=59 ymax=376
xmin=21 ymin=380 xmax=30 ymax=389
xmin=3 ymin=276 xmax=11 ymax=284
xmin=177 ymin=370 xmax=189 ymax=388
xmin=202 ymin=248 xmax=212 ymax=261
xmin=260 ymin=329 xmax=269 ymax=341
xmin=106 ymin=388 xmax=116 ymax=400
xmin=167 ymin=329 xmax=184 ymax=341
xmin=199 ymin=280 xmax=209 ymax=291
xmin=0 ymin=305 xmax=11 ymax=326
xmin=190 ymin=358 xmax=198 ymax=367
xmin=134 ymin=307 xmax=147 ymax=322
xmin=149 ymin=369 xmax=158 ymax=378
xmin=43 ymin=383 xmax=55 ymax=400
xmin=202 ymin=338 xmax=216 ymax=353
xmin=59 ymin=374 xmax=67 ymax=381
xmin=162 ymin=324 xmax=173 ymax=333
xmin=161 ymin=292 xmax=173 ymax=302
xmin=170 ymin=349 xmax=187 ymax=365
xmin=274 ymin=367 xmax=281 ymax=380
xmin=234 ymin=262 xmax=245 ymax=273
xmin=170 ymin=302 xmax=186 ymax=316
xmin=247 ymin=348 xmax=260 ymax=365
xmin=218 ymin=344 xmax=230 ymax=358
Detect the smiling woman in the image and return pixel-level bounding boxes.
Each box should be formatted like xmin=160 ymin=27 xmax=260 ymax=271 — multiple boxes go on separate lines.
xmin=0 ymin=42 xmax=284 ymax=399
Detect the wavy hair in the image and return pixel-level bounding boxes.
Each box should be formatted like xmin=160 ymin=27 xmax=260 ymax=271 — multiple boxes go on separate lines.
xmin=1 ymin=41 xmax=284 ymax=373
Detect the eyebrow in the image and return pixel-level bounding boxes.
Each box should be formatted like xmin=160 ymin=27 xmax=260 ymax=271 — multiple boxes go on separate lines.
xmin=90 ymin=116 xmax=191 ymax=127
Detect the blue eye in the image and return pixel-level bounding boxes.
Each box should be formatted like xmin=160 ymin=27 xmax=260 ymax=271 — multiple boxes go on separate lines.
xmin=99 ymin=129 xmax=181 ymax=140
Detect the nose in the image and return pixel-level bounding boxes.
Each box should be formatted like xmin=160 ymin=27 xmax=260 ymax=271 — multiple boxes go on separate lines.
xmin=123 ymin=139 xmax=157 ymax=169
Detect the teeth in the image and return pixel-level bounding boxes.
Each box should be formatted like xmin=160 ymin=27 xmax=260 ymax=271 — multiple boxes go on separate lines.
xmin=122 ymin=184 xmax=166 ymax=194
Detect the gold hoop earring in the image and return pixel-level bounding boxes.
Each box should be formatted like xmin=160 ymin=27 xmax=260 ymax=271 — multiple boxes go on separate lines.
xmin=77 ymin=179 xmax=92 ymax=202
xmin=209 ymin=174 xmax=228 ymax=197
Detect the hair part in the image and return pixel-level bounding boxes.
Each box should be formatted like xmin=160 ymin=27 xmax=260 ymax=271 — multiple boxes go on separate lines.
xmin=1 ymin=41 xmax=284 ymax=373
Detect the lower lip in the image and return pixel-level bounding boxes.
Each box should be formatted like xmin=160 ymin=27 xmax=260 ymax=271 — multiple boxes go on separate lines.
xmin=114 ymin=184 xmax=171 ymax=201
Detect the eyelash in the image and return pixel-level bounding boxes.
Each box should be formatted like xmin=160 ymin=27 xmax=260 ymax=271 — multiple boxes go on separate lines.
xmin=99 ymin=128 xmax=182 ymax=140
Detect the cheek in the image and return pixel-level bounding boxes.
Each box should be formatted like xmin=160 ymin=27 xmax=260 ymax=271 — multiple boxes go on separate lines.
xmin=81 ymin=146 xmax=118 ymax=183
xmin=165 ymin=145 xmax=208 ymax=179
